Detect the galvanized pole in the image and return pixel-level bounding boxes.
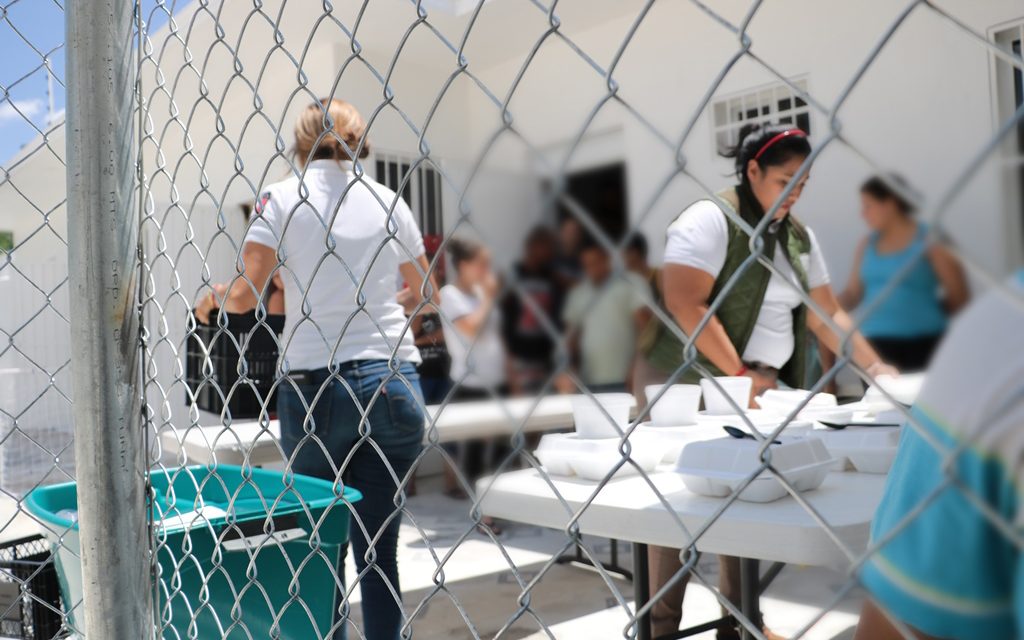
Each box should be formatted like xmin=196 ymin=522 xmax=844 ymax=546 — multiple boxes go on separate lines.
xmin=65 ymin=1 xmax=151 ymax=638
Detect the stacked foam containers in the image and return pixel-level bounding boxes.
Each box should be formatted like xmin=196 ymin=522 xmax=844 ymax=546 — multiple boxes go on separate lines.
xmin=533 ymin=374 xmax=922 ymax=503
xmin=534 ymin=394 xmax=661 ymax=481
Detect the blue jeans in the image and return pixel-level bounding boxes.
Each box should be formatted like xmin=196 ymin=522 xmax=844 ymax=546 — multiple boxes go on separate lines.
xmin=277 ymin=360 xmax=425 ymax=640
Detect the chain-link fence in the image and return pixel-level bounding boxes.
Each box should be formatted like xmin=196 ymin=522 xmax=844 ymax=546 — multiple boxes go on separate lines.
xmin=0 ymin=0 xmax=79 ymax=637
xmin=0 ymin=1 xmax=1022 ymax=639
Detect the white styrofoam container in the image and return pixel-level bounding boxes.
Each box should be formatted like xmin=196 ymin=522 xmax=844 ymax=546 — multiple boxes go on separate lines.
xmin=700 ymin=377 xmax=752 ymax=415
xmin=571 ymin=394 xmax=633 ymax=439
xmin=534 ymin=433 xmax=578 ymax=476
xmin=675 ymin=436 xmax=838 ymax=502
xmin=756 ymin=389 xmax=837 ymax=411
xmin=695 ymin=410 xmax=815 ymax=437
xmin=534 ymin=432 xmax=661 ymax=480
xmin=863 ymin=373 xmax=926 ymax=410
xmin=633 ymin=424 xmax=728 ymax=463
xmin=645 ymin=384 xmax=702 ymax=426
xmin=813 ymin=426 xmax=902 ymax=473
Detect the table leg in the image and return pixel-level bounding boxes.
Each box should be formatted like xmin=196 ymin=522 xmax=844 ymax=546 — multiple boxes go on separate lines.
xmin=633 ymin=542 xmax=651 ymax=640
xmin=739 ymin=558 xmax=761 ymax=640
xmin=556 ymin=536 xmax=634 ymax=581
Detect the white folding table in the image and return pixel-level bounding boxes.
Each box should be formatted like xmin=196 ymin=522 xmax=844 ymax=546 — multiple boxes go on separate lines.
xmin=159 ymin=394 xmax=633 ymax=467
xmin=479 ymin=466 xmax=886 ymax=640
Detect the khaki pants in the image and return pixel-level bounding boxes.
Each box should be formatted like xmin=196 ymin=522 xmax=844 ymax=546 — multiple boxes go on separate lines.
xmin=633 ymin=357 xmax=744 ymax=636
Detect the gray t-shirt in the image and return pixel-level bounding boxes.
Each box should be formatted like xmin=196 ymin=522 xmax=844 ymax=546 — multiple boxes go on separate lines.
xmin=563 ymin=273 xmax=646 ymax=386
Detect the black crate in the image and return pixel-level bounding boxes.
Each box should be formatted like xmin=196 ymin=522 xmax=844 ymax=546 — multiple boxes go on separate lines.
xmin=185 ymin=312 xmax=285 ymax=419
xmin=0 ymin=535 xmax=64 ymax=639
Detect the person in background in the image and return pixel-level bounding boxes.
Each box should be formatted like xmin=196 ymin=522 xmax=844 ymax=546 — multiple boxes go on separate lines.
xmin=552 ymin=215 xmax=584 ymax=290
xmin=836 ymin=174 xmax=969 ymax=371
xmin=400 ymin=234 xmax=451 ymax=406
xmin=639 ymin=123 xmax=897 ymax=640
xmin=624 ymin=231 xmax=660 ymax=340
xmin=623 ymin=232 xmax=657 ymax=288
xmin=439 ymin=236 xmax=509 ymax=532
xmin=209 ymin=98 xmax=436 ymax=640
xmin=853 ymin=272 xmax=1023 ymax=640
xmin=397 ymin=235 xmax=450 ymax=497
xmin=559 ymin=234 xmax=648 ymax=393
xmin=502 ymin=226 xmax=562 ymax=395
xmin=196 ymin=272 xmax=286 ymax=322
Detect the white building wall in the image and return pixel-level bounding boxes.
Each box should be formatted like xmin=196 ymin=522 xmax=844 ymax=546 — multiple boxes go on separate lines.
xmin=465 ymin=0 xmax=1024 ymax=283
xmin=0 ymin=0 xmax=1020 ymax=434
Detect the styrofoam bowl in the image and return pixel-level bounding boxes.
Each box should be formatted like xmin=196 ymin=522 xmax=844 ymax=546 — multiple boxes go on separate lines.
xmin=645 ymin=384 xmax=702 ymax=426
xmin=700 ymin=377 xmax=752 ymax=415
xmin=572 ymin=394 xmax=632 ymax=439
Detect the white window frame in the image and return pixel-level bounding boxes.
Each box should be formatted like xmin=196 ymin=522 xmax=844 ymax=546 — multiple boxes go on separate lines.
xmin=372 ymin=151 xmax=444 ymax=237
xmin=989 ymin=20 xmax=1024 ymax=267
xmin=710 ymin=77 xmax=812 ymax=154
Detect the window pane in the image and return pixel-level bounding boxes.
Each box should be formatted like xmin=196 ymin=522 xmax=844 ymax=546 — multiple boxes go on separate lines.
xmin=388 ymin=162 xmax=399 ymax=191
xmin=779 ymin=115 xmax=793 ymax=124
xmin=778 ymin=97 xmax=792 ymax=111
xmin=376 ymin=160 xmax=386 ymax=183
xmin=425 ymin=168 xmax=437 ymax=233
xmin=796 ymin=112 xmax=811 ymax=133
xmin=401 ymin=163 xmax=412 ymax=206
xmin=795 ymin=96 xmax=807 ymax=108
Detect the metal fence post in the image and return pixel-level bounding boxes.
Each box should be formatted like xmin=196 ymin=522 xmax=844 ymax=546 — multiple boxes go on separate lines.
xmin=65 ymin=1 xmax=151 ymax=637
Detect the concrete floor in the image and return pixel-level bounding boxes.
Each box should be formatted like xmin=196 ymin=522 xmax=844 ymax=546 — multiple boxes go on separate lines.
xmin=346 ymin=478 xmax=864 ymax=640
xmin=0 ymin=477 xmax=864 ymax=639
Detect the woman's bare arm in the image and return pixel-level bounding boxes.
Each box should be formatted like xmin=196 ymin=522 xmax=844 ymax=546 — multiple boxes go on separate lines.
xmin=399 ymin=254 xmax=442 ymax=308
xmin=808 ymin=284 xmax=895 ymax=376
xmin=927 ymin=243 xmax=969 ymax=314
xmin=195 ymin=242 xmax=277 ymax=323
xmin=837 ymin=237 xmax=867 ymax=310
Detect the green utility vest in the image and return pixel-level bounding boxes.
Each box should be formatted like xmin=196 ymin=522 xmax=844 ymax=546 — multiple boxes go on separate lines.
xmin=642 ymin=186 xmax=813 ymax=387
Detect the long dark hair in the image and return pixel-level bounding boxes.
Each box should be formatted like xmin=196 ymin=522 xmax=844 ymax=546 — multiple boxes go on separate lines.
xmin=722 ymin=123 xmax=812 ymax=184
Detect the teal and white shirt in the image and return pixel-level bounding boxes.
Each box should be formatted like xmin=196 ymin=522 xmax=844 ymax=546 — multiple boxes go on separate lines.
xmin=861 ymin=271 xmax=1024 ymax=639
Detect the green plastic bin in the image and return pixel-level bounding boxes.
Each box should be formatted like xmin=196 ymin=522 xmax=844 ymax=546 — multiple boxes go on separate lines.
xmin=26 ymin=465 xmax=361 ymax=639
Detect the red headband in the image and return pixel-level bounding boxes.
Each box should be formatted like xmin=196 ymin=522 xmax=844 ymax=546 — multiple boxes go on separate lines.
xmin=752 ymin=128 xmax=807 ymax=161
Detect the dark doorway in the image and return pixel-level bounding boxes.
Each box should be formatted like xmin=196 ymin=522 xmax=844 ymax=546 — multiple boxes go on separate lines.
xmin=557 ymin=163 xmax=628 ymax=240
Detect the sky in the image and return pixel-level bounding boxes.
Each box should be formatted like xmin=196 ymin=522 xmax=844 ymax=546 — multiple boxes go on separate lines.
xmin=0 ymin=0 xmax=168 ymax=164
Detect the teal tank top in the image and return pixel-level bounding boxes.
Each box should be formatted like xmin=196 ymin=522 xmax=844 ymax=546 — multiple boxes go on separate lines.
xmin=859 ymin=224 xmax=947 ymax=339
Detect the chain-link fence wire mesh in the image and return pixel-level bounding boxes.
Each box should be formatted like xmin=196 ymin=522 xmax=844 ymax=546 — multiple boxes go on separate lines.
xmin=0 ymin=0 xmax=1018 ymax=638
xmin=0 ymin=0 xmax=81 ymax=637
xmin=134 ymin=1 xmax=1024 ymax=639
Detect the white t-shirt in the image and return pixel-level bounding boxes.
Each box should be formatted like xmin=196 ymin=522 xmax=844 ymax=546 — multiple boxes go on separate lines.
xmin=663 ymin=199 xmax=830 ymax=369
xmin=439 ymin=283 xmax=507 ymax=389
xmin=562 ymin=273 xmax=647 ymax=386
xmin=244 ymin=160 xmax=425 ymax=370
